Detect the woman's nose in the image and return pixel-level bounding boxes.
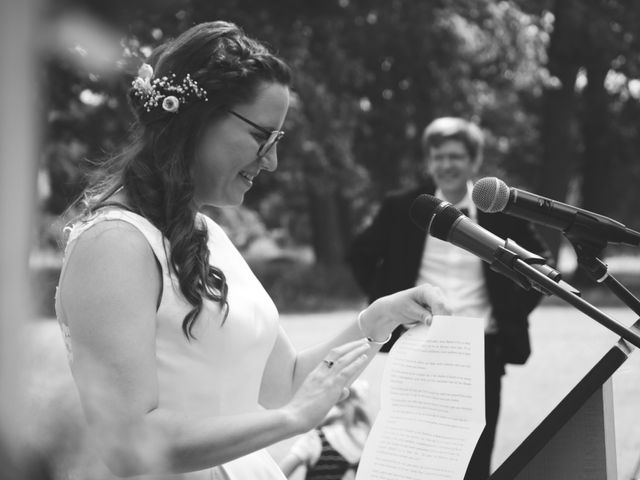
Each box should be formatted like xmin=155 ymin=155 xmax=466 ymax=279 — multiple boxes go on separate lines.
xmin=259 ymin=148 xmax=278 ymax=172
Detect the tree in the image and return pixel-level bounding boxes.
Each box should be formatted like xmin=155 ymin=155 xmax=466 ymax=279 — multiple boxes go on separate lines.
xmin=522 ymin=0 xmax=640 ymax=276
xmin=42 ymin=0 xmax=640 ymax=274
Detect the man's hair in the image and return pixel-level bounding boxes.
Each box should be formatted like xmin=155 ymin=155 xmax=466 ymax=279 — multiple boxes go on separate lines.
xmin=421 ymin=117 xmax=484 ymax=162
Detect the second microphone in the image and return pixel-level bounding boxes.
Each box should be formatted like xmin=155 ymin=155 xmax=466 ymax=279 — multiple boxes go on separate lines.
xmin=409 ymin=194 xmax=579 ymax=296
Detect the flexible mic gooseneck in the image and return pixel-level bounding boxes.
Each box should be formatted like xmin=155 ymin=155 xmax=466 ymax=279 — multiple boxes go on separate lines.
xmin=472 ymin=177 xmax=640 ymax=247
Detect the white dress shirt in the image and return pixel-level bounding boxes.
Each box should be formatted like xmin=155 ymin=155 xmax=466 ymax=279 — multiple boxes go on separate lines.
xmin=415 ymin=182 xmax=496 ymax=332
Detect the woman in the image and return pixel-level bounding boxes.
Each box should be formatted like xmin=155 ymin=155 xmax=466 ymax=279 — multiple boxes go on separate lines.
xmin=55 ymin=21 xmax=447 ymax=479
xmin=278 ymin=380 xmax=372 ymax=480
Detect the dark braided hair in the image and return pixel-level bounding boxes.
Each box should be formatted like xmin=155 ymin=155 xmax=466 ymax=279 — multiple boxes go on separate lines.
xmin=79 ymin=21 xmax=291 ymax=339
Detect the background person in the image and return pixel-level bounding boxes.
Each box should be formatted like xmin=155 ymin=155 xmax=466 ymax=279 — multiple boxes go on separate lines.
xmin=278 ymin=380 xmax=372 ymax=480
xmin=347 ymin=116 xmax=551 ymax=479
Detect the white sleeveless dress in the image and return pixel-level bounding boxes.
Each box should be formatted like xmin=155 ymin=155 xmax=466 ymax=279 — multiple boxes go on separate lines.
xmin=55 ymin=208 xmax=287 ymax=480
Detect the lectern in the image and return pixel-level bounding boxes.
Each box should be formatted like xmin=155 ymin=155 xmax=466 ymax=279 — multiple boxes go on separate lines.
xmin=489 ymin=335 xmax=634 ymax=480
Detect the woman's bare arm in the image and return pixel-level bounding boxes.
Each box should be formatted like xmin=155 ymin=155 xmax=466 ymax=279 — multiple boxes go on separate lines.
xmin=61 ymin=221 xmax=369 ymax=476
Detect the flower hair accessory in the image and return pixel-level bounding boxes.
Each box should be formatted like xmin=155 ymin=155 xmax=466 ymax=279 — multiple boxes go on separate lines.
xmin=131 ymin=63 xmax=208 ymax=114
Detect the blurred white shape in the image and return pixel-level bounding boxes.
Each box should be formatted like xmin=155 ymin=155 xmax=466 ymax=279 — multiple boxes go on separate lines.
xmin=47 ymin=11 xmax=123 ymax=76
xmin=71 ymin=44 xmax=87 ymax=57
xmin=604 ymin=69 xmax=627 ymax=94
xmin=557 ymin=241 xmax=577 ymax=275
xmin=540 ymin=69 xmax=562 ymax=89
xmin=627 ymin=78 xmax=640 ymax=99
xmin=574 ymin=67 xmax=587 ymax=92
xmin=497 ymin=136 xmax=510 ymax=153
xmin=405 ymin=122 xmax=416 ymax=139
xmin=541 ymin=10 xmax=555 ymax=31
xmin=79 ymin=88 xmax=106 ymax=106
xmin=37 ymin=167 xmax=51 ymax=202
xmin=0 ymin=0 xmax=40 ymax=470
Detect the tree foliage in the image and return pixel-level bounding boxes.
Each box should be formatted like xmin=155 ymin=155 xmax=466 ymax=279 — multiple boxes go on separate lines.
xmin=41 ymin=0 xmax=640 ymax=267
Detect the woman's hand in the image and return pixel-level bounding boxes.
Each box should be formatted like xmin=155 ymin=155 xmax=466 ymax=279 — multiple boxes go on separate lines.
xmin=358 ymin=284 xmax=450 ymax=342
xmin=277 ymin=284 xmax=448 ymax=434
xmin=282 ymin=339 xmax=371 ymax=433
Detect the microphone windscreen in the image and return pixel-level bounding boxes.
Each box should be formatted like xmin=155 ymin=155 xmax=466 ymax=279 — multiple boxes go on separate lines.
xmin=430 ymin=203 xmax=463 ymax=241
xmin=473 ymin=177 xmax=510 ymax=213
xmin=410 ymin=194 xmax=464 ymax=241
xmin=410 ymin=194 xmax=442 ymax=231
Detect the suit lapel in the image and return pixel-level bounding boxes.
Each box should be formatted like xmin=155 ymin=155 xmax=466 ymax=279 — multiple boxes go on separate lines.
xmin=404 ymin=184 xmax=435 ymax=287
xmin=405 ymin=216 xmax=427 ymax=285
xmin=477 ymin=210 xmax=490 ymax=228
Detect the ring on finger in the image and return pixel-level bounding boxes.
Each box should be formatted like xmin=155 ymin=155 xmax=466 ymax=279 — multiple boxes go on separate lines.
xmin=340 ymin=387 xmax=350 ymax=400
xmin=323 ymin=359 xmax=335 ymax=368
xmin=422 ymin=311 xmax=433 ymax=325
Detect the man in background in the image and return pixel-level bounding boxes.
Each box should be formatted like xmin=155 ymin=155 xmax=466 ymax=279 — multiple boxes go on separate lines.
xmin=347 ymin=117 xmax=551 ymax=479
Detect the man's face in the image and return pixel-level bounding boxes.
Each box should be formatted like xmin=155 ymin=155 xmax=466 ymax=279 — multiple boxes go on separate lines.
xmin=425 ymin=139 xmax=479 ymax=199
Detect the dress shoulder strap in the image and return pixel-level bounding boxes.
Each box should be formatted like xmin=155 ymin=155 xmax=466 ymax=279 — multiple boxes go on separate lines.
xmin=64 ymin=208 xmax=170 ymax=273
xmin=56 ymin=208 xmax=172 ymax=363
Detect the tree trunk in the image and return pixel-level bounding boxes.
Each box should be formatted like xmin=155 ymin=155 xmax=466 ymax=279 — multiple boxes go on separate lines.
xmin=538 ymin=0 xmax=585 ymax=264
xmin=571 ymin=44 xmax=610 ymax=284
xmin=305 ymin=177 xmax=347 ymax=266
xmin=581 ymin=58 xmax=610 ymax=217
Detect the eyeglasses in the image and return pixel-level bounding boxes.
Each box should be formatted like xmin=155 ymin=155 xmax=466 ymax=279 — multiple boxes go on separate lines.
xmin=228 ymin=110 xmax=285 ymax=158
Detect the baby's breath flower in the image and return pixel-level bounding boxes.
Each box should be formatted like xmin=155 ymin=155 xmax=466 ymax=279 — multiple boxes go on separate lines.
xmin=130 ymin=63 xmax=208 ymax=115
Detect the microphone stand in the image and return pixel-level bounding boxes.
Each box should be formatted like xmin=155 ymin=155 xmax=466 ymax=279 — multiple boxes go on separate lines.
xmin=489 ymin=237 xmax=640 ymax=480
xmin=492 ymin=246 xmax=640 ymax=350
xmin=565 ymin=232 xmax=640 ymax=480
xmin=565 ymin=231 xmax=640 ymax=318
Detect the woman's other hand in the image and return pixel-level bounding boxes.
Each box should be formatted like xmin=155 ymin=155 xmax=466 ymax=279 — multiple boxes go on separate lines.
xmin=358 ymin=284 xmax=450 ymax=342
xmin=282 ymin=339 xmax=371 ymax=433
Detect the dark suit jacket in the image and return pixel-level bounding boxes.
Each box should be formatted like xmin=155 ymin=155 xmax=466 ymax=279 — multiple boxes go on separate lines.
xmin=347 ymin=181 xmax=551 ymax=363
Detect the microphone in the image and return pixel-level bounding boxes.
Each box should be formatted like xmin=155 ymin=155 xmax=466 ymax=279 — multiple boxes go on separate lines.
xmin=410 ymin=194 xmax=579 ymax=295
xmin=472 ymin=177 xmax=640 ymax=247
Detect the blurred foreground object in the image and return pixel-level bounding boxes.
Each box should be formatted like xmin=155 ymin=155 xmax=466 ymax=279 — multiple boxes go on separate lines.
xmin=0 ymin=0 xmax=47 ymax=478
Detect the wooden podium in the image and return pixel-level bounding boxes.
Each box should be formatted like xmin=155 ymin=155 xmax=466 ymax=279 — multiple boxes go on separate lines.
xmin=489 ymin=332 xmax=636 ymax=480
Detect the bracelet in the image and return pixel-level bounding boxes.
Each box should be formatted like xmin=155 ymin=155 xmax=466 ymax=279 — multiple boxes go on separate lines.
xmin=357 ymin=310 xmax=392 ymax=345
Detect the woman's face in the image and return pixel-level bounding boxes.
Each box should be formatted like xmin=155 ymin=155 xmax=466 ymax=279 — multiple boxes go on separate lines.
xmin=192 ymin=81 xmax=290 ymax=207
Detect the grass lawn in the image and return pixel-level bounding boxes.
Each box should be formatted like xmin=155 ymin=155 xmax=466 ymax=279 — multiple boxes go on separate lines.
xmin=272 ymin=302 xmax=640 ymax=479
xmin=23 ymin=301 xmax=640 ymax=479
